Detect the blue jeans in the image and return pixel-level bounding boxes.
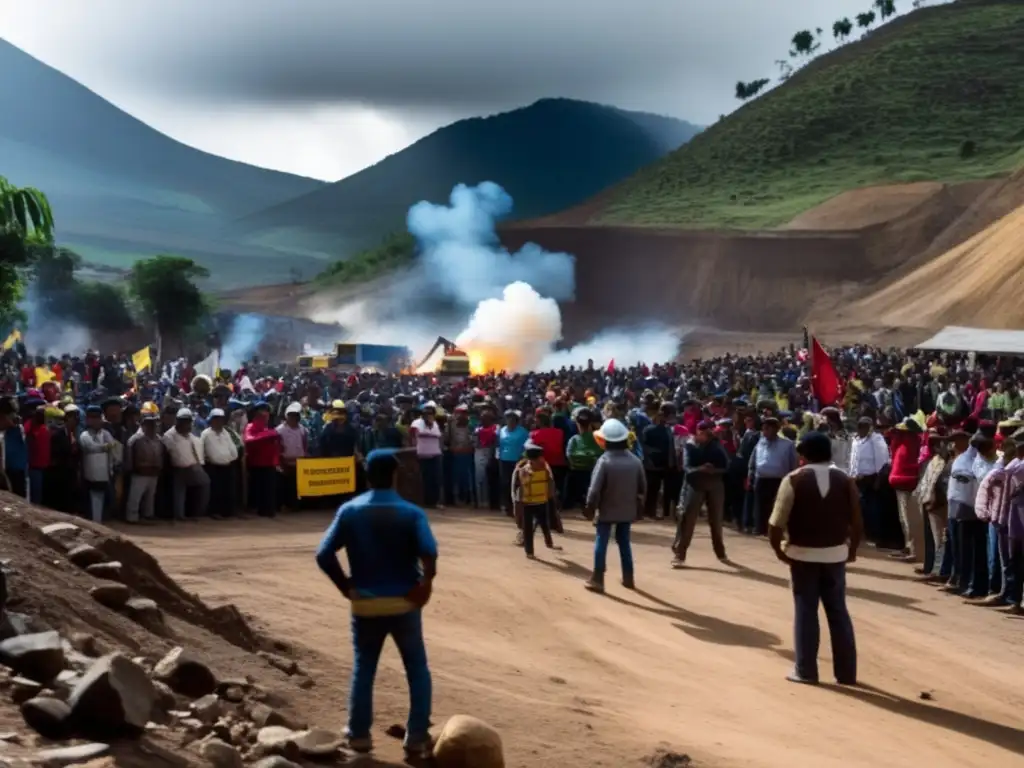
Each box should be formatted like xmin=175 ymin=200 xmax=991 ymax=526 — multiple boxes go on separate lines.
xmin=349 ymin=610 xmax=431 ymax=742
xmin=28 ymin=469 xmax=45 ymax=505
xmin=789 ymin=561 xmax=857 ymax=683
xmin=940 ymin=516 xmax=957 ymax=581
xmin=988 ymin=523 xmax=1003 ymax=596
xmin=451 ymin=453 xmax=474 ymax=505
xmin=594 ymin=522 xmax=633 ymax=575
xmin=419 ymin=456 xmax=442 ymax=507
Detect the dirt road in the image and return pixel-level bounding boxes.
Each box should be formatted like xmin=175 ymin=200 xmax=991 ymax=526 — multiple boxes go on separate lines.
xmin=126 ymin=512 xmax=1024 ymax=768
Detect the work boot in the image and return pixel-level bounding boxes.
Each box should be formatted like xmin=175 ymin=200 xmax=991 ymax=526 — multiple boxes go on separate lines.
xmin=621 ymin=573 xmax=635 ymax=590
xmin=584 ymin=571 xmax=605 ymax=594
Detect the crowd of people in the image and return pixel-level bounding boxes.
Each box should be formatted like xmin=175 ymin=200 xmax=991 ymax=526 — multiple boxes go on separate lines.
xmin=1 ymin=339 xmax=1022 ymax=618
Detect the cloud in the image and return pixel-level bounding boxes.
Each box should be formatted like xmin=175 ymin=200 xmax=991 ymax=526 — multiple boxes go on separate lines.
xmin=2 ymin=0 xmax=898 ymax=123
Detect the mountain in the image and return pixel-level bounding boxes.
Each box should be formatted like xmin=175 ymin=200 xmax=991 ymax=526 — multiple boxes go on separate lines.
xmin=237 ymin=98 xmax=701 ymax=258
xmin=0 ymin=39 xmax=325 ymax=284
xmin=576 ymin=0 xmax=1024 ymax=229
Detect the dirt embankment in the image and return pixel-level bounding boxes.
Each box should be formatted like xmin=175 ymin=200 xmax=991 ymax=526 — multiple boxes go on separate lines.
xmin=0 ymin=496 xmax=434 ymax=767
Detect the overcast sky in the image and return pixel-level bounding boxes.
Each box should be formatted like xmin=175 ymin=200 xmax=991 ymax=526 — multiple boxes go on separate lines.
xmin=0 ymin=0 xmax=905 ymax=181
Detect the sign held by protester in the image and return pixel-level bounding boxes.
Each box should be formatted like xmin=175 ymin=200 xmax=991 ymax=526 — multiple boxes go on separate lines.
xmin=132 ymin=345 xmax=152 ymax=373
xmin=296 ymin=456 xmax=356 ymax=497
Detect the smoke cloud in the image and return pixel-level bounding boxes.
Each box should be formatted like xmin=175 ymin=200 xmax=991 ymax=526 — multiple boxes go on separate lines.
xmin=20 ymin=287 xmax=93 ymax=357
xmin=408 ymin=182 xmax=575 ymax=305
xmin=314 ymin=181 xmax=679 ymax=371
xmin=220 ymin=313 xmax=267 ymax=369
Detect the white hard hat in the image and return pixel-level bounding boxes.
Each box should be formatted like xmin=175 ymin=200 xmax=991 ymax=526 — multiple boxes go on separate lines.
xmin=209 ymin=408 xmax=226 ymax=419
xmin=596 ymin=418 xmax=629 ymax=443
xmin=63 ymin=404 xmax=80 ymax=414
xmin=285 ymin=402 xmax=302 ymax=415
xmin=176 ymin=408 xmax=193 ymax=420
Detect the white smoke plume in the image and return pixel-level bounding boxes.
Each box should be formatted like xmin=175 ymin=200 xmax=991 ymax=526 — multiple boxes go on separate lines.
xmin=220 ymin=313 xmax=267 ymax=369
xmin=20 ymin=287 xmax=93 ymax=356
xmin=314 ymin=181 xmax=680 ymax=372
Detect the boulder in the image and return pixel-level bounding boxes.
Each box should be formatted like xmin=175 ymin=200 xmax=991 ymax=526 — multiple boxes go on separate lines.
xmin=248 ymin=702 xmax=291 ymax=729
xmin=0 ymin=630 xmax=66 ymax=683
xmin=152 ymin=647 xmax=218 ymax=698
xmin=11 ymin=675 xmax=44 ymax=704
xmin=67 ymin=653 xmax=157 ymax=736
xmin=122 ymin=597 xmax=166 ymax=633
xmin=67 ymin=632 xmax=101 ymax=657
xmin=90 ymin=584 xmax=131 ymax=610
xmin=433 ymin=714 xmax=504 ymax=768
xmin=39 ymin=522 xmax=82 ymax=548
xmin=21 ymin=695 xmax=74 ymax=739
xmin=190 ymin=693 xmax=223 ymax=723
xmin=257 ymin=651 xmax=298 ymax=675
xmin=252 ymin=758 xmax=303 ymax=768
xmin=85 ymin=562 xmax=124 ymax=582
xmin=293 ymin=727 xmax=344 ymax=757
xmin=67 ymin=544 xmax=107 ymax=569
xmin=199 ymin=737 xmax=244 ymax=768
xmin=0 ymin=610 xmax=47 ymax=641
xmin=34 ymin=742 xmax=110 ymax=767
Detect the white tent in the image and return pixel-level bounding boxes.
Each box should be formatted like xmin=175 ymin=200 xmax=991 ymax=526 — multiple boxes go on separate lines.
xmin=915 ymin=326 xmax=1024 ymax=355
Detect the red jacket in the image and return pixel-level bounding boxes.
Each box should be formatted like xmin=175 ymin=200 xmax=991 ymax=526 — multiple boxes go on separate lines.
xmin=243 ymin=422 xmax=280 ymax=468
xmin=888 ymin=430 xmax=922 ymax=492
xmin=530 ymin=427 xmax=566 ymax=467
xmin=25 ymin=421 xmax=51 ymax=470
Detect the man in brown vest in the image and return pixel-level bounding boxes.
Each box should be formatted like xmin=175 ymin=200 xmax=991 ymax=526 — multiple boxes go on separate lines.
xmin=769 ymin=431 xmax=862 ymax=686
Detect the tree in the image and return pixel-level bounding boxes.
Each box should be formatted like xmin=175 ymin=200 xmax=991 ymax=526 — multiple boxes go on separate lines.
xmin=128 ymin=255 xmax=210 ymax=340
xmin=874 ymin=0 xmax=896 ymax=21
xmin=857 ymin=11 xmax=877 ymax=31
xmin=833 ymin=17 xmax=853 ymax=41
xmin=735 ymin=78 xmax=771 ymax=100
xmin=0 ymin=176 xmax=55 ymax=328
xmin=790 ymin=29 xmax=820 ymax=58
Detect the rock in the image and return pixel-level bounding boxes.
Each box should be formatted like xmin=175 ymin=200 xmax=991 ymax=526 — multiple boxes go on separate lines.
xmin=53 ymin=668 xmax=83 ymax=697
xmin=152 ymin=681 xmax=178 ymax=712
xmin=295 ymin=676 xmax=315 ymax=690
xmin=219 ymin=685 xmax=245 ymax=703
xmin=39 ymin=522 xmax=82 ymax=546
xmin=0 ymin=631 xmax=66 ymax=683
xmin=0 ymin=611 xmax=45 ymax=641
xmin=67 ymin=544 xmax=107 ymax=569
xmin=11 ymin=675 xmax=44 ymax=704
xmin=199 ymin=738 xmax=244 ymax=768
xmin=84 ymin=562 xmax=123 ymax=582
xmin=293 ymin=727 xmax=344 ymax=757
xmin=256 ymin=725 xmax=296 ymax=748
xmin=433 ymin=714 xmax=504 ymax=768
xmin=252 ymin=758 xmax=303 ymax=768
xmin=90 ymin=584 xmax=131 ymax=610
xmin=67 ymin=633 xmax=100 ymax=657
xmin=152 ymin=647 xmax=218 ymax=699
xmin=0 ymin=730 xmax=23 ymax=743
xmin=21 ymin=695 xmax=74 ymax=739
xmin=248 ymin=703 xmax=289 ymax=729
xmin=190 ymin=693 xmax=223 ymax=723
xmin=122 ymin=597 xmax=165 ymax=633
xmin=68 ymin=653 xmax=157 ymax=736
xmin=34 ymin=742 xmax=110 ymax=767
xmin=257 ymin=651 xmax=297 ymax=675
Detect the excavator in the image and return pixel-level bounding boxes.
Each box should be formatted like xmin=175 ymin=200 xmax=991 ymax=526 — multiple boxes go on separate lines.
xmin=415 ymin=336 xmax=471 ymax=377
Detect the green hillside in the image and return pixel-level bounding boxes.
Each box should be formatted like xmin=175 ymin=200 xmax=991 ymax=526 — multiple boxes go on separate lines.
xmin=598 ymin=0 xmax=1024 ymax=228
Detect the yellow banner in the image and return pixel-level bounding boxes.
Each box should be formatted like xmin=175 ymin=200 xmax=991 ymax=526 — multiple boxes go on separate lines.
xmin=2 ymin=329 xmax=21 ymax=351
xmin=296 ymin=456 xmax=356 ymax=497
xmin=132 ymin=345 xmax=152 ymax=373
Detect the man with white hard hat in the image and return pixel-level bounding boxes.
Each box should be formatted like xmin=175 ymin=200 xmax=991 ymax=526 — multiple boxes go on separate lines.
xmin=161 ymin=407 xmax=210 ymax=520
xmin=277 ymin=401 xmax=309 ymax=511
xmin=202 ymin=407 xmax=239 ymax=518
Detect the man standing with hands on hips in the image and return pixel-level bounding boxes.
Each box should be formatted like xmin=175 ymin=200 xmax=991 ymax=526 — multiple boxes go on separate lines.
xmin=315 ymin=448 xmax=438 ymax=760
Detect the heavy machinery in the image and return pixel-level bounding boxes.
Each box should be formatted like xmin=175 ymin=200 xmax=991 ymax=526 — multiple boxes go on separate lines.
xmin=415 ymin=337 xmax=471 ymax=377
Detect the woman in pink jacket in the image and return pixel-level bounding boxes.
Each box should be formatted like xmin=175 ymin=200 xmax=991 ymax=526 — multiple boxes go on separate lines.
xmin=889 ymin=419 xmax=925 ymax=563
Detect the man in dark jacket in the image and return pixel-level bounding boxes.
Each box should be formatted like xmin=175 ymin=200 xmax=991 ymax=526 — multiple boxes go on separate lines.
xmin=672 ymin=420 xmax=730 ymax=567
xmin=769 ymin=431 xmax=861 ymax=686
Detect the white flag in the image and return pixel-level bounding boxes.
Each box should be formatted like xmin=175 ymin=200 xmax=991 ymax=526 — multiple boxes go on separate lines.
xmin=194 ymin=349 xmax=220 ymax=379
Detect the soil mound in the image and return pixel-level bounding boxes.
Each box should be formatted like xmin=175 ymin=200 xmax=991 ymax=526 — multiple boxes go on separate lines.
xmin=783 ymin=182 xmax=947 ymax=231
xmin=0 ymin=494 xmax=369 ymax=767
xmin=832 ymin=200 xmax=1024 ymax=332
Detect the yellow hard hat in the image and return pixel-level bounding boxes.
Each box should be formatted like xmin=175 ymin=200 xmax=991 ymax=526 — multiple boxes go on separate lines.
xmin=141 ymin=401 xmax=160 ymax=415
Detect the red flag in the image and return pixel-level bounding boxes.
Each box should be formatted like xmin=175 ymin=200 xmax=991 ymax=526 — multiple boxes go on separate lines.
xmin=607 ymin=359 xmax=615 ymax=373
xmin=811 ymin=337 xmax=842 ymax=407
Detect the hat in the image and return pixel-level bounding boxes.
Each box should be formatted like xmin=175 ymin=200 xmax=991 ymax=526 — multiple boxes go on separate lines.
xmin=330 ymin=399 xmax=346 ymax=411
xmin=142 ymin=413 xmax=160 ymax=423
xmin=523 ymin=440 xmax=543 ymax=453
xmin=895 ymin=417 xmax=923 ymax=433
xmin=595 ymin=418 xmax=629 ymax=443
xmin=209 ymin=408 xmax=226 ymax=419
xmin=285 ymin=402 xmax=302 ymax=415
xmin=365 ymin=448 xmax=401 ymax=473
xmin=797 ymin=430 xmax=832 ymax=456
xmin=696 ymin=420 xmax=715 ymax=431
xmin=85 ymin=405 xmax=102 ymax=415
xmin=176 ymin=407 xmax=193 ymax=420
xmin=63 ymin=403 xmax=80 ymax=414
